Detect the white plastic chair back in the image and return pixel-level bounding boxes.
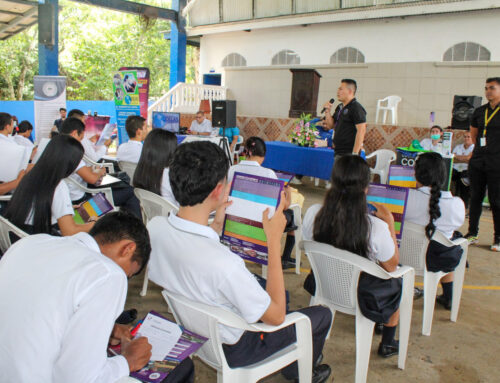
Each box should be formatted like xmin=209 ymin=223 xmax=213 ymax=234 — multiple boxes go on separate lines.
xmin=64 ymin=177 xmax=115 ymax=207
xmin=83 ymin=154 xmax=114 ymax=174
xmin=386 ymin=95 xmax=402 ymax=108
xmin=118 ymin=161 xmax=138 ymax=180
xmin=301 ymin=240 xmax=415 ymax=382
xmin=399 ymin=222 xmax=429 ymax=276
xmin=0 ymin=216 xmax=29 ymax=254
xmin=162 ymin=290 xmax=313 ymax=383
xmin=133 ymin=188 xmax=178 ymax=224
xmin=365 ymin=149 xmax=396 ymax=184
xmin=375 ymin=95 xmax=402 ymax=125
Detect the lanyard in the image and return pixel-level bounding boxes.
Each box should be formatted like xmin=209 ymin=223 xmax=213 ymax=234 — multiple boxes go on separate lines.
xmin=484 ymin=106 xmax=500 ymax=136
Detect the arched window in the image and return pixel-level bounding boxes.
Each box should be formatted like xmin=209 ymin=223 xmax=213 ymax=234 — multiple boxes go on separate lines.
xmin=221 ymin=53 xmax=247 ymax=67
xmin=271 ymin=49 xmax=300 ymax=65
xmin=443 ymin=42 xmax=490 ymax=62
xmin=330 ymin=47 xmax=365 ymax=64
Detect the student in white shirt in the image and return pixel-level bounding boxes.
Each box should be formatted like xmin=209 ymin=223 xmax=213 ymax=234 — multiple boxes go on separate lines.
xmin=188 ymin=110 xmax=212 ymax=136
xmin=68 ymin=109 xmax=112 ymax=162
xmin=61 ymin=118 xmax=142 ymax=217
xmin=133 ymin=129 xmax=179 ymax=207
xmin=12 ymin=120 xmax=34 ymax=149
xmin=4 ymin=135 xmax=96 ymax=236
xmin=405 ymin=152 xmax=465 ymax=310
xmin=451 ymin=131 xmax=475 ymax=209
xmin=0 ymin=211 xmax=153 ymax=383
xmin=420 ymin=125 xmax=443 ymax=152
xmin=302 ymin=155 xmax=401 ymax=358
xmin=117 ymin=115 xmax=146 ymax=163
xmin=229 ymin=137 xmax=297 ymax=269
xmin=147 ymin=141 xmax=333 ymax=383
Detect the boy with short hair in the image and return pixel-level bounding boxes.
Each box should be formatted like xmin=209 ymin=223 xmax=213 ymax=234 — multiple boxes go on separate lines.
xmin=117 ymin=115 xmax=146 ymax=163
xmin=147 ymin=141 xmax=333 ymax=383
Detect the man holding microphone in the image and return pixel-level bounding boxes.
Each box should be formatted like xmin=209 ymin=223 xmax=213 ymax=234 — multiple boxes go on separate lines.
xmin=466 ymin=77 xmax=500 ymax=251
xmin=322 ymin=79 xmax=367 ymax=158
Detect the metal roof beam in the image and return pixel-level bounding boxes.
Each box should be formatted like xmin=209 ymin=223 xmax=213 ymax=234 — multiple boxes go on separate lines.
xmin=0 ymin=6 xmax=36 ymax=34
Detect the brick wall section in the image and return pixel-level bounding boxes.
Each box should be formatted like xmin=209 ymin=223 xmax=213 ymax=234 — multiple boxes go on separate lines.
xmin=180 ymin=114 xmax=467 ymax=154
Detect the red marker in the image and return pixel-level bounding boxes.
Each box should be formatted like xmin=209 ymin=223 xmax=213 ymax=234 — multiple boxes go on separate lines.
xmin=130 ymin=321 xmax=143 ymax=337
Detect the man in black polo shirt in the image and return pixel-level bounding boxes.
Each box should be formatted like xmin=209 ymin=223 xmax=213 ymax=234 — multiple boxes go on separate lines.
xmin=323 ymin=79 xmax=367 ymax=157
xmin=52 ymin=107 xmax=66 ymax=133
xmin=465 ymin=77 xmax=500 ymax=251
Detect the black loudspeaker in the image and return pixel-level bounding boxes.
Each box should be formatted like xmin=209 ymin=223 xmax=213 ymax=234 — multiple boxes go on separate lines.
xmin=451 ymin=95 xmax=482 ymax=130
xmin=212 ymin=100 xmax=236 ymax=128
xmin=38 ymin=3 xmax=55 ymax=46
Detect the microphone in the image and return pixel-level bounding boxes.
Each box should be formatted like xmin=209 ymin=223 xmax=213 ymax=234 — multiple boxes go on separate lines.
xmin=321 ymin=98 xmax=335 ymax=114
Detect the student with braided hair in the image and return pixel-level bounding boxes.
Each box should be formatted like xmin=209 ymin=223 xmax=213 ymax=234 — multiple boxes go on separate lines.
xmin=405 ymin=152 xmax=465 ymax=310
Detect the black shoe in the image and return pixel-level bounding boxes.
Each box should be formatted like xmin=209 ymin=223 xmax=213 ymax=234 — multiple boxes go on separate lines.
xmin=374 ymin=322 xmax=384 ymax=335
xmin=315 ymin=353 xmax=323 ymax=367
xmin=436 ymin=294 xmax=451 ymax=310
xmin=294 ymin=364 xmax=332 ymax=383
xmin=413 ymin=287 xmax=424 ymax=300
xmin=378 ymin=340 xmax=399 ymax=358
xmin=282 ymin=259 xmax=296 ymax=269
xmin=116 ymin=308 xmax=138 ymax=324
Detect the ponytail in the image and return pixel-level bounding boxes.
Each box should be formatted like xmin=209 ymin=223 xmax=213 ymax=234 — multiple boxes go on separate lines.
xmin=426 ymin=183 xmax=442 ymax=239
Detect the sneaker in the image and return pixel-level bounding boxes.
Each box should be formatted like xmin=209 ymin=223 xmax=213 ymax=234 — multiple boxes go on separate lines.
xmin=290 ymin=177 xmax=303 ymax=185
xmin=378 ymin=340 xmax=399 ymax=358
xmin=491 ymin=242 xmax=500 ymax=252
xmin=465 ymin=233 xmax=478 ymax=245
xmin=281 ymin=259 xmax=296 ymax=269
xmin=413 ymin=287 xmax=424 ymax=300
xmin=292 ymin=364 xmax=332 ymax=383
xmin=374 ymin=322 xmax=384 ymax=335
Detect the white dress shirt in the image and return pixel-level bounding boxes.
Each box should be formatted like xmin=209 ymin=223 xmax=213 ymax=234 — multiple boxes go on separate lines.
xmin=0 ymin=233 xmax=129 ymax=383
xmin=82 ymin=136 xmax=107 ymax=162
xmin=452 ymin=143 xmax=475 ymax=172
xmin=228 ymin=160 xmax=278 ymax=184
xmin=0 ymin=133 xmax=30 ymax=182
xmin=147 ymin=214 xmax=271 ymax=345
xmin=189 ymin=118 xmax=212 ymax=134
xmin=26 ymin=181 xmax=74 ymax=225
xmin=303 ymin=204 xmax=395 ymax=263
xmin=420 ymin=138 xmax=441 ymax=152
xmin=66 ymin=160 xmax=87 ymax=201
xmin=160 ymin=168 xmax=179 ymax=207
xmin=117 ymin=140 xmax=143 ymax=164
xmin=405 ymin=186 xmax=465 ymax=239
xmin=13 ymin=134 xmax=34 ymax=150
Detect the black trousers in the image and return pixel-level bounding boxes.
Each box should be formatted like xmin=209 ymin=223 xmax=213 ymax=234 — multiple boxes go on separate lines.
xmin=452 ymin=169 xmax=471 ymax=209
xmin=222 ymin=306 xmax=332 ymax=380
xmin=468 ymin=154 xmax=500 ymax=240
xmin=162 ymin=358 xmax=195 ymax=383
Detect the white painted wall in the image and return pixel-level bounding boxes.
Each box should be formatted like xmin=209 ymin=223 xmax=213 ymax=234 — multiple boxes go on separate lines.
xmin=199 ymin=9 xmax=500 ymax=75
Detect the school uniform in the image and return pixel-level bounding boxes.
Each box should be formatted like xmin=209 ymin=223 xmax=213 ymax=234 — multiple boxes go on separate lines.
xmin=0 ymin=134 xmax=30 ymax=183
xmin=160 ymin=168 xmax=179 ymax=208
xmin=81 ymin=136 xmax=107 ymax=162
xmin=147 ymin=214 xmax=331 ymax=380
xmin=116 ymin=140 xmax=143 ymax=164
xmin=189 ymin=118 xmax=212 ymax=135
xmin=0 ymin=232 xmax=129 ymax=383
xmin=13 ymin=135 xmax=34 ymax=150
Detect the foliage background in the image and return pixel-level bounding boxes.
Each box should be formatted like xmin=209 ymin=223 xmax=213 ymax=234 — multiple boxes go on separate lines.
xmin=0 ymin=0 xmax=198 ymax=100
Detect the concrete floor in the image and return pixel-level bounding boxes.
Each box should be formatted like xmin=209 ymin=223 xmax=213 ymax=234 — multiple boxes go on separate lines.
xmin=125 ymin=179 xmax=500 ymax=383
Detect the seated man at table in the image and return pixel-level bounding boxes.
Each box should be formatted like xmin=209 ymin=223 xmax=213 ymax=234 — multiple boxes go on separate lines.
xmin=188 ymin=111 xmax=212 ymax=136
xmin=147 ymin=141 xmax=333 ymax=383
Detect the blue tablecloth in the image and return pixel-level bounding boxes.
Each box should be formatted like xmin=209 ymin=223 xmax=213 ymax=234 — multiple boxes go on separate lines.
xmin=262 ymin=141 xmax=335 ymax=180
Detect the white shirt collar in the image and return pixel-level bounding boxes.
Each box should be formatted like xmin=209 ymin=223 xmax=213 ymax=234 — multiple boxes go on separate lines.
xmin=0 ymin=133 xmax=13 ymax=142
xmin=71 ymin=232 xmax=102 ymax=254
xmin=168 ymin=213 xmax=220 ymax=241
xmin=127 ymin=140 xmax=142 ymax=145
xmin=239 ymin=160 xmax=260 ymax=167
xmin=417 ymin=186 xmax=453 ymax=199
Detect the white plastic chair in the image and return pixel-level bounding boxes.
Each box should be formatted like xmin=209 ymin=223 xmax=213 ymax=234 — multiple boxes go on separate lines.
xmin=162 ymin=290 xmax=313 ymax=383
xmin=118 ymin=161 xmax=138 ymax=180
xmin=0 ymin=215 xmax=29 ymax=254
xmin=399 ymin=222 xmax=468 ymax=336
xmin=64 ymin=177 xmax=115 ymax=207
xmin=134 ymin=188 xmax=178 ymax=297
xmin=375 ymin=96 xmax=402 ymax=125
xmin=301 ymin=240 xmax=414 ymax=383
xmin=290 ymin=203 xmax=303 ymax=275
xmin=231 ymin=135 xmax=244 ymax=164
xmin=365 ymin=149 xmax=396 ymax=184
xmin=83 ymin=154 xmax=115 ymax=174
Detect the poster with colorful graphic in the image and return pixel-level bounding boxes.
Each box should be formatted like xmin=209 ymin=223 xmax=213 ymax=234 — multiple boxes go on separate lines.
xmin=222 ymin=173 xmax=284 ymax=265
xmin=84 ymin=115 xmax=111 ymax=140
xmin=113 ymin=69 xmax=141 ymax=144
xmin=367 ymin=184 xmax=409 ymax=242
xmin=120 ymin=67 xmax=150 ymax=120
xmin=388 ymin=165 xmax=416 ymax=188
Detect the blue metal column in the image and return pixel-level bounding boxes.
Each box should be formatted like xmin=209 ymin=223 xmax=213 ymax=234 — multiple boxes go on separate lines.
xmin=38 ymin=0 xmax=59 ymax=75
xmin=169 ymin=0 xmax=186 ymax=89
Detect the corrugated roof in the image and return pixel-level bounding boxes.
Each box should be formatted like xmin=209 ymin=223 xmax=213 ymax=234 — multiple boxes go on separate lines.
xmin=0 ymin=0 xmax=37 ymax=40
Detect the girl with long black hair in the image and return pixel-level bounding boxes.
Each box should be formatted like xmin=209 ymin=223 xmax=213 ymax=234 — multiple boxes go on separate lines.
xmin=133 ymin=129 xmax=179 ymax=207
xmin=4 ymin=135 xmax=95 ymax=235
xmin=302 ymin=155 xmax=401 ymax=357
xmin=12 ymin=120 xmax=34 ymax=150
xmin=405 ymin=152 xmax=465 ymax=310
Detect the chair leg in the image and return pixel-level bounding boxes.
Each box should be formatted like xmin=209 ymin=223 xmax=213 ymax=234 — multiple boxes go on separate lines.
xmin=295 ymin=230 xmax=302 ymax=275
xmin=382 ymin=110 xmax=388 ymax=124
xmin=451 ymin=255 xmax=467 ymax=322
xmin=355 ymin=310 xmax=375 ymax=383
xmin=295 ymin=316 xmax=314 ymax=383
xmin=398 ymin=270 xmax=414 ymax=370
xmin=422 ymin=271 xmax=442 ymax=336
xmin=262 ymin=264 xmax=268 ymax=279
xmin=375 ymin=108 xmax=380 ymax=124
xmin=140 ymin=265 xmax=149 ymax=297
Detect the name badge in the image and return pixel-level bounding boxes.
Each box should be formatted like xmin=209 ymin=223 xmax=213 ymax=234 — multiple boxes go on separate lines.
xmin=480 ymin=137 xmax=486 ymax=147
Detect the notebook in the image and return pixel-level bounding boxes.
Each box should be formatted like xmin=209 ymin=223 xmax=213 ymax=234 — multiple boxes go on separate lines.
xmin=221 ymin=172 xmax=284 ymax=265
xmin=274 ymin=171 xmax=295 ymax=186
xmin=388 ymin=165 xmax=416 ymax=188
xmin=73 ymin=193 xmax=113 ymax=223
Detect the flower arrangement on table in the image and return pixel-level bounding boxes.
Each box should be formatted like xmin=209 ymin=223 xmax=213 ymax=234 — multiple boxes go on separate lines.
xmin=288 ymin=113 xmax=320 ymax=147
